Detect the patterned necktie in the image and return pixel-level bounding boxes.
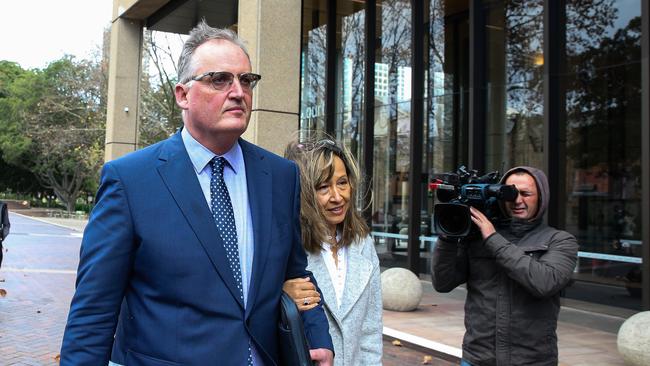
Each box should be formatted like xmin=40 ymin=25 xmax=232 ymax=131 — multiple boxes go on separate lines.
xmin=210 ymin=156 xmax=253 ymax=366
xmin=210 ymin=156 xmax=244 ymax=299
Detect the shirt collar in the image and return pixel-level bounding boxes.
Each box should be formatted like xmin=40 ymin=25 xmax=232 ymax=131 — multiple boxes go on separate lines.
xmin=181 ymin=127 xmax=243 ymax=175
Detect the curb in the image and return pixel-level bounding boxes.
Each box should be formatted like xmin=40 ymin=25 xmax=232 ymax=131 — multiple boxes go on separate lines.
xmin=383 ymin=326 xmax=462 ymax=362
xmin=10 ymin=211 xmax=86 ymax=233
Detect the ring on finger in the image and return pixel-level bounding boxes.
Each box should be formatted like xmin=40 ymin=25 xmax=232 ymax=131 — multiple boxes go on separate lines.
xmin=303 ymin=297 xmax=310 ymax=306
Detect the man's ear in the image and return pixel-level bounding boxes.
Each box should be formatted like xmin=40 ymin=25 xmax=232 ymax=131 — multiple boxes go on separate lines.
xmin=174 ymin=83 xmax=190 ymax=110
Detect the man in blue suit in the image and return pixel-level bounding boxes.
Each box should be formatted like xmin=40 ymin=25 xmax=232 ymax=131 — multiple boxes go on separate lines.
xmin=60 ymin=20 xmax=334 ymax=366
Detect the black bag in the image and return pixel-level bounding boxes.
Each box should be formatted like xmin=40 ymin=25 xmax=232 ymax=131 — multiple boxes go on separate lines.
xmin=278 ymin=291 xmax=315 ymax=366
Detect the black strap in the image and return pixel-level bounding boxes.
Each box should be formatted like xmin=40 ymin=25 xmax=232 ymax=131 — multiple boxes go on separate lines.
xmin=278 ymin=291 xmax=315 ymax=366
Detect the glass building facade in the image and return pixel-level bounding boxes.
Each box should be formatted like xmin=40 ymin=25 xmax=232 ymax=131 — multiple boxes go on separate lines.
xmin=299 ymin=0 xmax=648 ymax=311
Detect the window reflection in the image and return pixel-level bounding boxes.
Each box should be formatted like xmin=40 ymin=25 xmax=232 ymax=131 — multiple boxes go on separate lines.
xmin=423 ymin=0 xmax=470 ymax=267
xmin=297 ymin=0 xmax=645 ymax=310
xmin=300 ymin=0 xmax=328 ymax=137
xmin=335 ymin=0 xmax=366 ymax=158
xmin=427 ymin=0 xmax=469 ymax=176
xmin=565 ymin=0 xmax=642 ymax=309
xmin=371 ymin=0 xmax=412 ymax=265
xmin=484 ymin=0 xmax=544 ymax=170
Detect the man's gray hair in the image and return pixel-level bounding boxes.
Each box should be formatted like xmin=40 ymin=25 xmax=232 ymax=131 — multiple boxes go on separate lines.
xmin=177 ymin=19 xmax=250 ymax=84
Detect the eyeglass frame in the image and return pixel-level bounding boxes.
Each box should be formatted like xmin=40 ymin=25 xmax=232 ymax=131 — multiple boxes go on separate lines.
xmin=186 ymin=71 xmax=262 ymax=92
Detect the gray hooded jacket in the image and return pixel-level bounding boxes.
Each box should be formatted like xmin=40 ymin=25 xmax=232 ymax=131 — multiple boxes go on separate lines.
xmin=431 ymin=166 xmax=578 ymax=366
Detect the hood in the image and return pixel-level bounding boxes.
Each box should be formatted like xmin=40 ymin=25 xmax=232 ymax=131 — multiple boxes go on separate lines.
xmin=499 ymin=166 xmax=549 ymax=222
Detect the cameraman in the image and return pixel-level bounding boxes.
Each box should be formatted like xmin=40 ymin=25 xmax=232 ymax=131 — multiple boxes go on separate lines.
xmin=432 ymin=166 xmax=578 ymax=366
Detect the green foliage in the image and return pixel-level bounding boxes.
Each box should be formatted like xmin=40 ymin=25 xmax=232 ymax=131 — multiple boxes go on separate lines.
xmin=0 ymin=150 xmax=41 ymax=194
xmin=0 ymin=56 xmax=106 ymax=212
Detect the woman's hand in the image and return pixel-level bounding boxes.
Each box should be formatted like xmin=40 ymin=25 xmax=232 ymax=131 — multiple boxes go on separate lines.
xmin=283 ymin=277 xmax=322 ymax=311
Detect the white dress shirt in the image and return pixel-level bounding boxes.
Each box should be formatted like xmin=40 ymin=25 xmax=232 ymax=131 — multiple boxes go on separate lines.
xmin=321 ymin=232 xmax=347 ymax=308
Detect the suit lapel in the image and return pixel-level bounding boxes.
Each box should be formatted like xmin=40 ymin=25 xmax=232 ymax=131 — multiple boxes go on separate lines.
xmin=239 ymin=140 xmax=271 ymax=317
xmin=337 ymin=243 xmax=373 ymax=319
xmin=156 ymin=132 xmax=244 ymax=309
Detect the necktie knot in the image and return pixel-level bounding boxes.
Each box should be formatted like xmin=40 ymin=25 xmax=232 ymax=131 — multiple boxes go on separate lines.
xmin=211 ymin=156 xmax=226 ymax=177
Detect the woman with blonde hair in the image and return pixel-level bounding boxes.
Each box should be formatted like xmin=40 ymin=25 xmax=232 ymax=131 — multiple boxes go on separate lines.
xmin=283 ymin=137 xmax=382 ymax=365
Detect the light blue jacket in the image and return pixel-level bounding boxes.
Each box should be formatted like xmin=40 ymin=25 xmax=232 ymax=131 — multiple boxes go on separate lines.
xmin=307 ymin=235 xmax=383 ymax=365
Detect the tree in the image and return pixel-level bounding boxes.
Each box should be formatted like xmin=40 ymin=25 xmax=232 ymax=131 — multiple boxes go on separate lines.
xmin=0 ymin=57 xmax=106 ymax=212
xmin=0 ymin=150 xmax=42 ymax=195
xmin=0 ymin=61 xmax=42 ymax=195
xmin=138 ymin=30 xmax=184 ymax=147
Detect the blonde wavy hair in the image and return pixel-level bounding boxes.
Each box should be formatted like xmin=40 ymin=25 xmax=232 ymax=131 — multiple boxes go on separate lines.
xmin=285 ymin=136 xmax=369 ymax=253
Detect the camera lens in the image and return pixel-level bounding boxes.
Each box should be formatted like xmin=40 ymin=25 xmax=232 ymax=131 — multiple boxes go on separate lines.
xmin=434 ymin=203 xmax=471 ymax=237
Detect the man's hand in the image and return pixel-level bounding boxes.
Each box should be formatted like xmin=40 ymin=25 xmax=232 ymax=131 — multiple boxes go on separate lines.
xmin=283 ymin=277 xmax=322 ymax=311
xmin=469 ymin=206 xmax=496 ymax=239
xmin=310 ymin=348 xmax=334 ymax=366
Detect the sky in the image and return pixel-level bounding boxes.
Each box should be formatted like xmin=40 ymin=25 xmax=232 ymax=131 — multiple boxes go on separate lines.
xmin=0 ymin=0 xmax=113 ymax=70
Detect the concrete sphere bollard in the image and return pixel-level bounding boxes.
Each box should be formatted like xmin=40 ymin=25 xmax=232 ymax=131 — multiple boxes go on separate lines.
xmin=381 ymin=267 xmax=423 ymax=311
xmin=617 ymin=311 xmax=650 ymax=366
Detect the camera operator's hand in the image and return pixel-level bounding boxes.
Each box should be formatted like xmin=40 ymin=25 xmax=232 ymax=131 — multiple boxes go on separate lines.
xmin=470 ymin=206 xmax=496 ymax=240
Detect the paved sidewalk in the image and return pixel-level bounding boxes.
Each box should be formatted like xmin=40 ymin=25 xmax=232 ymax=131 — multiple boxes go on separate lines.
xmin=0 ymin=213 xmax=79 ymax=365
xmin=383 ymin=283 xmax=629 ymax=366
xmin=0 ymin=211 xmax=632 ymax=365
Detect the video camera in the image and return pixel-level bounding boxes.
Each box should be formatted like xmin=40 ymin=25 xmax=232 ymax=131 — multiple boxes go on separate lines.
xmin=429 ymin=166 xmax=518 ymax=239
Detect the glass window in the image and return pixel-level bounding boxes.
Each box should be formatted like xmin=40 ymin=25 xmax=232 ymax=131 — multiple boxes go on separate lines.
xmin=421 ymin=1 xmax=470 ymax=267
xmin=372 ymin=0 xmax=412 ymax=266
xmin=484 ymin=0 xmax=544 ymax=170
xmin=417 ymin=0 xmax=471 ymax=273
xmin=564 ymin=0 xmax=642 ymax=310
xmin=300 ymin=0 xmax=328 ymax=137
xmin=334 ymin=0 xmax=366 ymax=159
xmin=426 ymin=0 xmax=470 ymax=198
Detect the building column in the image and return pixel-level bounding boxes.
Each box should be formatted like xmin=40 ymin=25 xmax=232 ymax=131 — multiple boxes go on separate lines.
xmin=238 ymin=0 xmax=302 ymax=155
xmin=105 ymin=10 xmax=143 ymax=162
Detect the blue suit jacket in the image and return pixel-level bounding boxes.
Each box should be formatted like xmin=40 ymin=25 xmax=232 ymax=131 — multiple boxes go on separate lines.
xmin=60 ymin=132 xmax=332 ymax=365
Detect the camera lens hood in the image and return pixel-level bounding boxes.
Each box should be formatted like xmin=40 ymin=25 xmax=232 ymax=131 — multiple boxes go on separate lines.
xmin=434 ymin=203 xmax=471 ymax=238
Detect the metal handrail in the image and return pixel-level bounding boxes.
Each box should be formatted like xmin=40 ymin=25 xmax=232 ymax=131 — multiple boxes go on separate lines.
xmin=371 ymin=231 xmax=643 ymax=264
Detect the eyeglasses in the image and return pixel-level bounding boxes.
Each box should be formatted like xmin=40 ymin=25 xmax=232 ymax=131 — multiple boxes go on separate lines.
xmin=189 ymin=71 xmax=262 ymax=92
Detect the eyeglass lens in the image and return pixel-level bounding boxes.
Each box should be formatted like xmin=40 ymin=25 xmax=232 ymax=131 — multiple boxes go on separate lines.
xmin=208 ymin=72 xmax=260 ymax=91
